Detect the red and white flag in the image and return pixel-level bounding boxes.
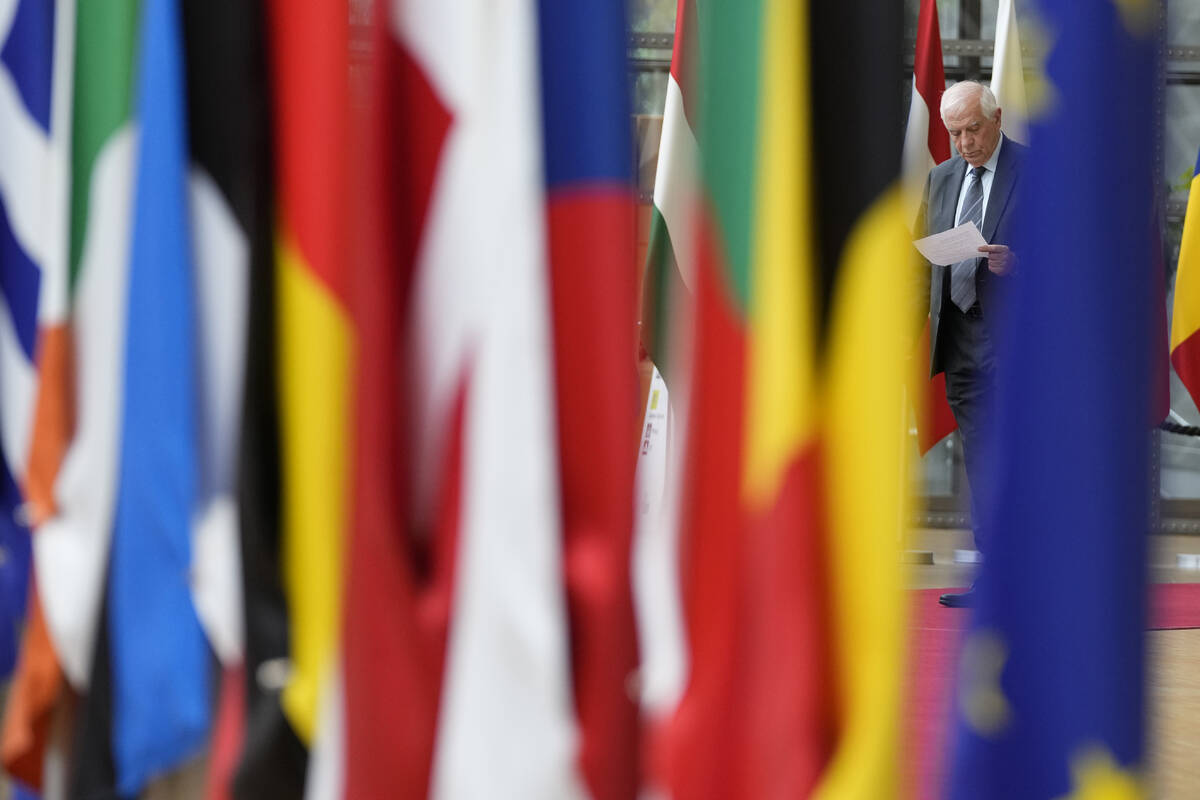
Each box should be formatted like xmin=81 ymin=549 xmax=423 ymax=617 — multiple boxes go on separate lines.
xmin=902 ymin=0 xmax=958 ymax=454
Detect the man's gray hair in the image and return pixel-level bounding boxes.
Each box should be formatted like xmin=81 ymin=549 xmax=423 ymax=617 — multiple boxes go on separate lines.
xmin=940 ymin=80 xmax=999 ymax=121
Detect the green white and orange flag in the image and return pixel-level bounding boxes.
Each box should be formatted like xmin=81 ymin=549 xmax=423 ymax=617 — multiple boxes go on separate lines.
xmin=655 ymin=0 xmax=913 ymax=797
xmin=1172 ymin=148 xmax=1200 ymax=410
xmin=5 ymin=0 xmax=138 ymax=786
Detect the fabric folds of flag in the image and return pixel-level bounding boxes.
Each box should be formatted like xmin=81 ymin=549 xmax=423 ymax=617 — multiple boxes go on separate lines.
xmin=340 ymin=0 xmax=588 ymax=796
xmin=948 ymin=2 xmax=1159 ymax=797
xmin=106 ymin=0 xmax=212 ymax=791
xmin=0 ymin=0 xmax=54 ymax=685
xmin=902 ymin=0 xmax=957 ymax=455
xmin=641 ymin=0 xmax=699 ymax=379
xmin=991 ymin=0 xmax=1028 ymax=143
xmin=537 ymin=1 xmax=640 ymax=797
xmin=266 ymin=0 xmax=351 ymax=756
xmin=1172 ymin=148 xmax=1200 ymax=410
xmin=0 ymin=0 xmax=72 ymax=785
xmin=658 ymin=0 xmax=911 ymax=797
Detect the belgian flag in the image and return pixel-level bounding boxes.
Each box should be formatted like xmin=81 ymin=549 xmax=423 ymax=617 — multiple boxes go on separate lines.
xmin=657 ymin=0 xmax=913 ymax=796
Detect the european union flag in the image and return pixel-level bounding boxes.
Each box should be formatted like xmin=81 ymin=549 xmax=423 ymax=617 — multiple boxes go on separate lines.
xmin=948 ymin=2 xmax=1160 ymax=797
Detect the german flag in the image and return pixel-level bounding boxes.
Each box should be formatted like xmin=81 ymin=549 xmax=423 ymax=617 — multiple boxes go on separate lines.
xmin=657 ymin=0 xmax=912 ymax=796
xmin=265 ymin=0 xmax=351 ymax=755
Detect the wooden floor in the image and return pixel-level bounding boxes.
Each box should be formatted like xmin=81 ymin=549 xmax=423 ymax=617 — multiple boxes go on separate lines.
xmin=907 ymin=528 xmax=1200 ymax=798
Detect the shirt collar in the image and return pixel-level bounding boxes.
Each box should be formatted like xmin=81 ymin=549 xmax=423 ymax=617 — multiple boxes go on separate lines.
xmin=971 ymin=134 xmax=1004 ymax=176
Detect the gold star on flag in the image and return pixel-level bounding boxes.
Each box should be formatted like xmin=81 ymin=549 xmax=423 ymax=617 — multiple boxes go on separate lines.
xmin=1057 ymin=747 xmax=1144 ymax=799
xmin=1022 ymin=13 xmax=1059 ymax=121
xmin=1112 ymin=0 xmax=1157 ymax=38
xmin=958 ymin=630 xmax=1012 ymax=737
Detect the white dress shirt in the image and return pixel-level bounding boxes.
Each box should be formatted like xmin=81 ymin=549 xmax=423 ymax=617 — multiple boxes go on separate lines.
xmin=954 ymin=134 xmax=1004 ymax=226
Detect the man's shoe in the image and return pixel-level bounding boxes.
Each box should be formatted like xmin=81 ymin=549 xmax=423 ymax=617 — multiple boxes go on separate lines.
xmin=938 ymin=585 xmax=975 ymax=608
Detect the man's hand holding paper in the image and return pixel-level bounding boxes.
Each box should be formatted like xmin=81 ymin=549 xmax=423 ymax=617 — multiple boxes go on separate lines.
xmin=912 ymin=221 xmax=989 ymax=266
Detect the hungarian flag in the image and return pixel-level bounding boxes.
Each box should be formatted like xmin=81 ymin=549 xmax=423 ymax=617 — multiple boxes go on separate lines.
xmin=641 ymin=0 xmax=700 ymax=381
xmin=1173 ymin=147 xmax=1200 ymax=411
xmin=656 ymin=0 xmax=911 ymax=797
xmin=902 ymin=0 xmax=957 ymax=455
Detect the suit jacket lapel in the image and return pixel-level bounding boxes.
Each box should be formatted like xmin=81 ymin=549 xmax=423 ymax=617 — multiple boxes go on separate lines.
xmin=982 ymin=137 xmax=1019 ymax=241
xmin=938 ymin=157 xmax=966 ymax=231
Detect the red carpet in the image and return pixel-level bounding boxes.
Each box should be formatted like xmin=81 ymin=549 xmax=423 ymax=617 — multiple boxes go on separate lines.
xmin=904 ymin=582 xmax=1200 ymax=799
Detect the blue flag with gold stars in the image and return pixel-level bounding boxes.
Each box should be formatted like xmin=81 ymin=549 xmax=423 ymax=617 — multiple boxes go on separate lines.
xmin=947 ymin=1 xmax=1160 ymax=798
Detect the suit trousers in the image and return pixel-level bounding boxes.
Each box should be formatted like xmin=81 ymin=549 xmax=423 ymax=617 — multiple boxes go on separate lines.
xmin=940 ymin=300 xmax=996 ymax=555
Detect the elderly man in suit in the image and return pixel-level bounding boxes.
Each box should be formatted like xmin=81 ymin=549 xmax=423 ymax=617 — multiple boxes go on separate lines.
xmin=918 ymin=80 xmax=1027 ymax=607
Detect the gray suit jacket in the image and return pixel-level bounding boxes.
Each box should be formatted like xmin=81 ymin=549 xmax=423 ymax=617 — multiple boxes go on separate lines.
xmin=918 ymin=135 xmax=1028 ymax=376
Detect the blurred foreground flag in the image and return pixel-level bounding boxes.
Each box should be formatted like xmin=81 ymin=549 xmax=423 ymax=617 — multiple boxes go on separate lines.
xmin=106 ymin=0 xmax=213 ymax=791
xmin=266 ymin=0 xmax=351 ymax=767
xmin=948 ymin=2 xmax=1159 ymax=798
xmin=0 ymin=0 xmax=56 ymax=679
xmin=0 ymin=0 xmax=71 ymax=788
xmin=655 ymin=0 xmax=912 ymax=797
xmin=1172 ymin=148 xmax=1200 ymax=410
xmin=340 ymin=0 xmax=635 ymax=797
xmin=537 ymin=0 xmax=641 ymax=797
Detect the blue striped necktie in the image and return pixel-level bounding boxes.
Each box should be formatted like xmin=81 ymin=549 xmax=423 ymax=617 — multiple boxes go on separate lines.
xmin=950 ymin=165 xmax=987 ymax=312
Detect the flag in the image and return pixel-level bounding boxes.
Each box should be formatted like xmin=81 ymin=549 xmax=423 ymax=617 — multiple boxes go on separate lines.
xmin=266 ymin=0 xmax=351 ymax=758
xmin=902 ymin=0 xmax=958 ymax=455
xmin=991 ymin=0 xmax=1028 ymax=144
xmin=180 ymin=0 xmax=308 ymax=794
xmin=339 ymin=0 xmax=444 ymax=791
xmin=0 ymin=0 xmax=72 ymax=786
xmin=537 ymin=1 xmax=641 ymax=797
xmin=340 ymin=0 xmax=593 ymax=795
xmin=0 ymin=0 xmax=53 ymax=678
xmin=641 ymin=0 xmax=699 ymax=380
xmin=948 ymin=1 xmax=1159 ymax=796
xmin=33 ymin=0 xmax=138 ymax=695
xmin=6 ymin=0 xmax=137 ymax=789
xmin=106 ymin=0 xmax=213 ymax=790
xmin=1172 ymin=147 xmax=1200 ymax=410
xmin=656 ymin=0 xmax=911 ymax=797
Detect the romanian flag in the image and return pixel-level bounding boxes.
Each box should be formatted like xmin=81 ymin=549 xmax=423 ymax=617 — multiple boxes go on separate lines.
xmin=657 ymin=0 xmax=911 ymax=797
xmin=948 ymin=1 xmax=1158 ymax=796
xmin=1172 ymin=147 xmax=1200 ymax=410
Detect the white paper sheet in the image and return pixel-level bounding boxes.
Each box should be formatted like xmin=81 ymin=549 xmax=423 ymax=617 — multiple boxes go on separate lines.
xmin=912 ymin=221 xmax=988 ymax=266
